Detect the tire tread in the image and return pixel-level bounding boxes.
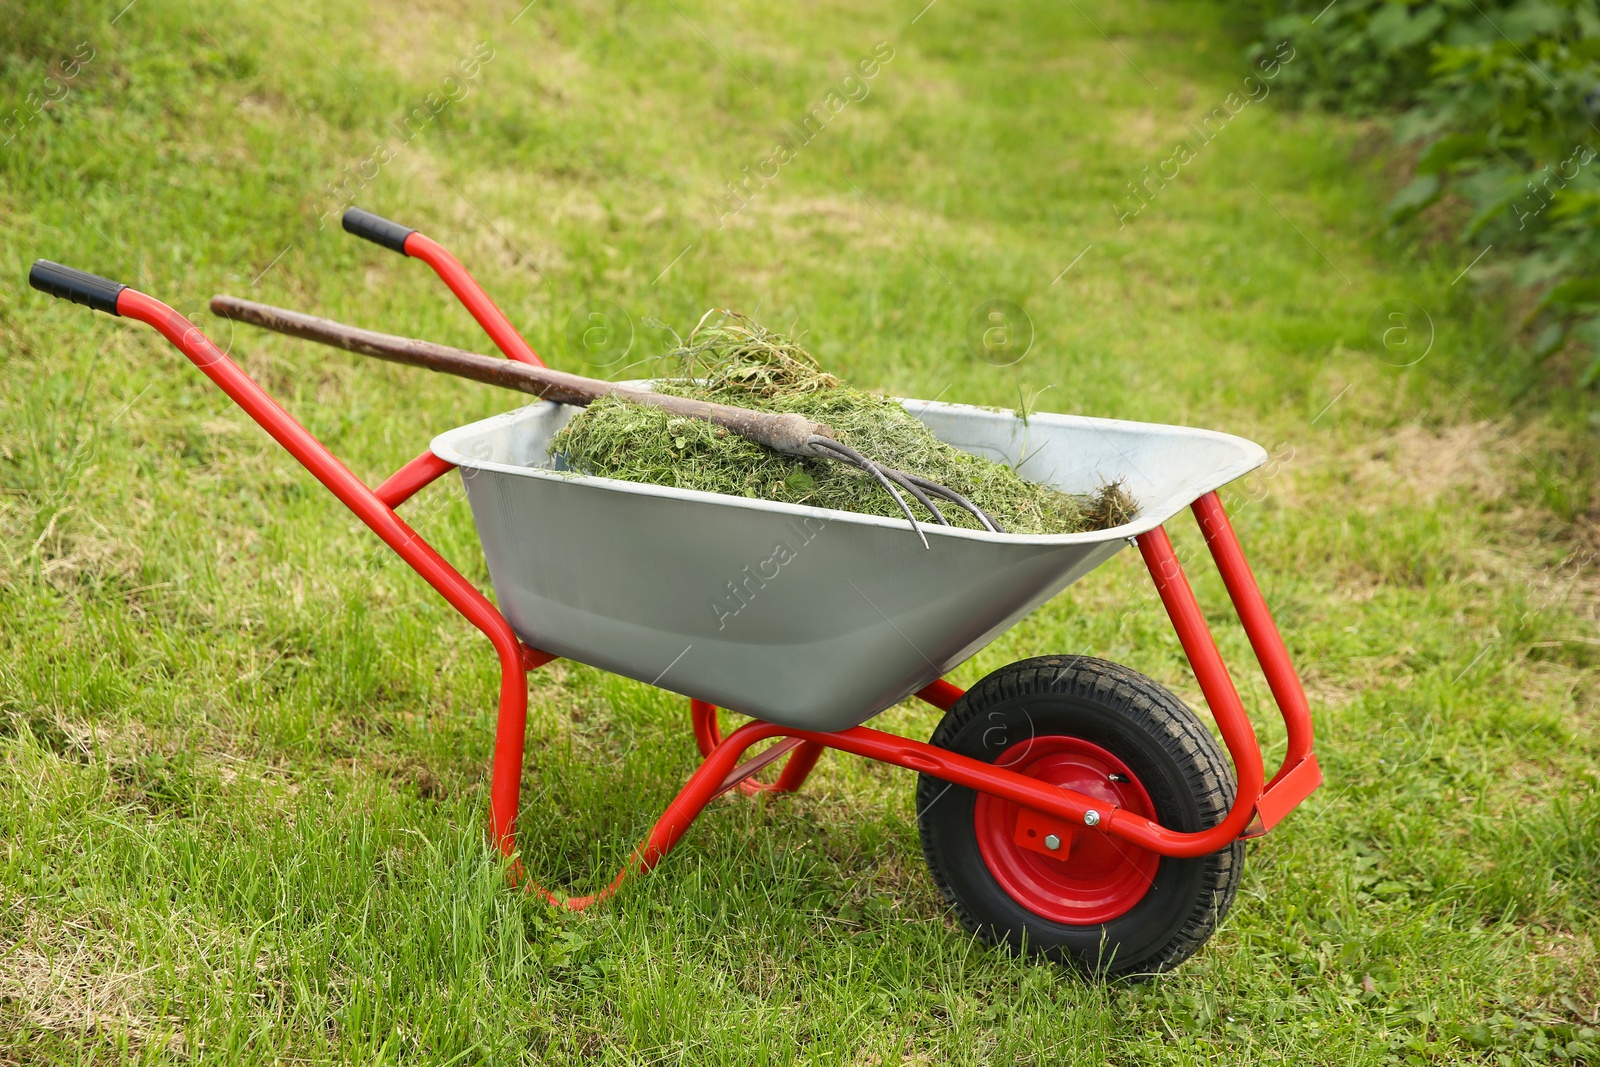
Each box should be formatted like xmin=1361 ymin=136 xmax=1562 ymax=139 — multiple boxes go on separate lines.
xmin=918 ymin=655 xmax=1244 ymax=977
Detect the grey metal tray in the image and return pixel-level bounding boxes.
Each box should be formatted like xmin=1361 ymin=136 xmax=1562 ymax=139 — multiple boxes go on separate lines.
xmin=431 ymin=398 xmax=1266 ymax=731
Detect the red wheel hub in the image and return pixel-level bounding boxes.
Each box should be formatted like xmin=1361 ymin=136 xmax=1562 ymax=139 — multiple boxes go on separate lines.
xmin=974 ymin=736 xmax=1160 ymax=925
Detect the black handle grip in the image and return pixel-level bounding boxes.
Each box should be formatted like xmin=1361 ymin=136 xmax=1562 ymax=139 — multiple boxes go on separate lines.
xmin=29 ymin=260 xmax=127 ymax=315
xmin=342 ymin=208 xmax=415 ymax=255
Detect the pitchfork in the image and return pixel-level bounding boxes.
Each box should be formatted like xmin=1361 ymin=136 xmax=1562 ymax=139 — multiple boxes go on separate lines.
xmin=207 ymin=289 xmax=1003 ymax=543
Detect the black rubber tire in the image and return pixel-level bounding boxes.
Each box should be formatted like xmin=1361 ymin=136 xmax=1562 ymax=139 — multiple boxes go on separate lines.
xmin=916 ymin=655 xmax=1244 ymax=979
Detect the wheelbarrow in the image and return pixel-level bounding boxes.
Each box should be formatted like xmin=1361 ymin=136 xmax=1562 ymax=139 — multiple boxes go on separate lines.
xmin=28 ymin=208 xmax=1321 ymax=977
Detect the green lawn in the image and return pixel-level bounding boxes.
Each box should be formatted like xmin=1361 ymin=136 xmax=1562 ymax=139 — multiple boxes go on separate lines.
xmin=2 ymin=0 xmax=1597 ymax=1062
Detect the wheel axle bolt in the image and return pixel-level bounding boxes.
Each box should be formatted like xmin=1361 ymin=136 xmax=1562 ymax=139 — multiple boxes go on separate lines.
xmin=1044 ymin=834 xmax=1061 ymax=851
xmin=1083 ymin=809 xmax=1102 ymax=827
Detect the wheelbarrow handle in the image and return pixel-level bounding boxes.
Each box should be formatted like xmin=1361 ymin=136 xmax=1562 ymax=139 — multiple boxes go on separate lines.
xmin=339 ymin=206 xmax=543 ymax=367
xmin=28 ymin=260 xmax=127 ymax=315
xmin=342 ymin=207 xmax=415 ymax=256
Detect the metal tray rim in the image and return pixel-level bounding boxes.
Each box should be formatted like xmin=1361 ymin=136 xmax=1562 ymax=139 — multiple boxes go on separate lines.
xmin=431 ymin=398 xmax=1268 ymax=546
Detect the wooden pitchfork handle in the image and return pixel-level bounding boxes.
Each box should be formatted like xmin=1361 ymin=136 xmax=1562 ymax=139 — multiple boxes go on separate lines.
xmin=209 ymin=295 xmax=1003 ymax=541
xmin=207 ymin=294 xmax=838 ymax=459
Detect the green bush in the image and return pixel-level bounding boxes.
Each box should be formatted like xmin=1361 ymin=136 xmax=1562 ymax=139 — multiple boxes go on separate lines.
xmin=1238 ymin=0 xmax=1600 ymax=382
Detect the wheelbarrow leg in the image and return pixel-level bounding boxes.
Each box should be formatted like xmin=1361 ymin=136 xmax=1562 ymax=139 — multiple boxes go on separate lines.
xmin=487 ymin=644 xmax=532 ymax=860
xmin=690 ymin=698 xmax=826 ymax=795
xmin=688 ymin=679 xmax=972 ymax=798
xmin=772 ymin=740 xmax=826 ymax=791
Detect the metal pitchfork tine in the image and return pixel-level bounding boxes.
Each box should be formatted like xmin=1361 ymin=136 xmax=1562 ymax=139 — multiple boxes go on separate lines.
xmin=891 ymin=469 xmax=1003 ymax=534
xmin=804 ymin=436 xmax=1004 ymax=546
xmin=805 ymin=436 xmax=931 ymax=548
xmin=207 ymin=295 xmax=1007 ymax=544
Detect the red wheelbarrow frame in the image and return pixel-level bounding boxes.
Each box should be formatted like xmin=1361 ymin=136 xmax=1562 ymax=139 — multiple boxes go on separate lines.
xmin=29 ymin=218 xmax=1320 ymax=909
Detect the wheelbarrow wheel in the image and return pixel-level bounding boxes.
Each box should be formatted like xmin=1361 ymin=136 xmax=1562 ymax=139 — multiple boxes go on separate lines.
xmin=916 ymin=655 xmax=1243 ymax=978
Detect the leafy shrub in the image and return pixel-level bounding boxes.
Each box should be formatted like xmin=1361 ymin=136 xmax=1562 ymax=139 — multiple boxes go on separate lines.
xmin=1236 ymin=0 xmax=1600 ymax=383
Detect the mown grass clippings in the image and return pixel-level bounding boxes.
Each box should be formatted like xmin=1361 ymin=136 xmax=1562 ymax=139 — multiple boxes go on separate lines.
xmin=551 ymin=311 xmax=1135 ymax=535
